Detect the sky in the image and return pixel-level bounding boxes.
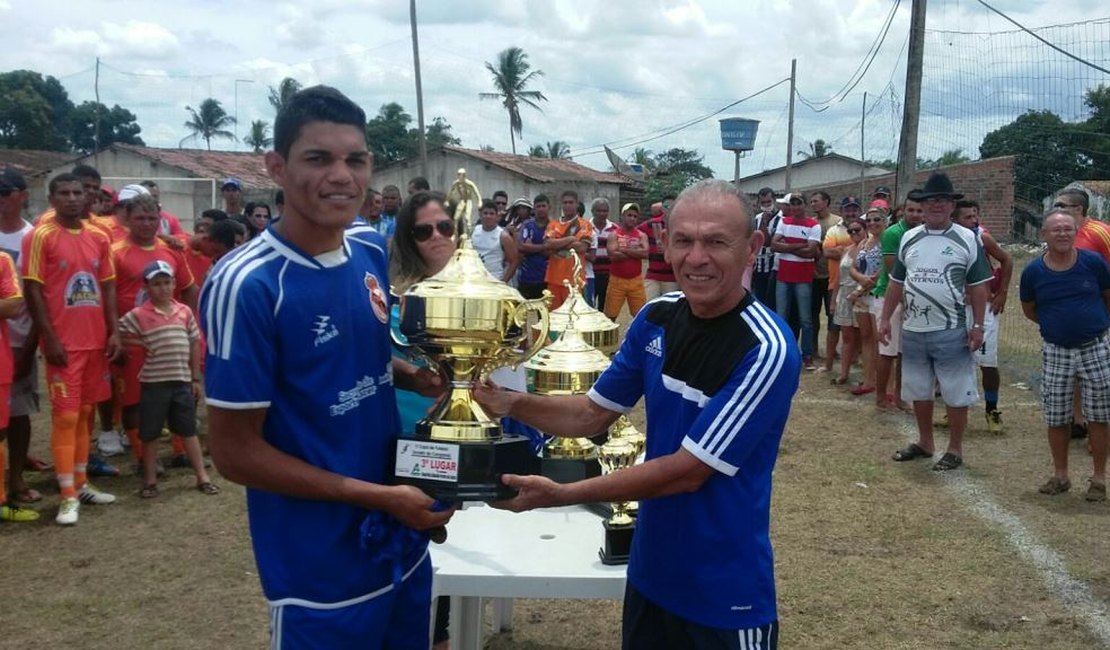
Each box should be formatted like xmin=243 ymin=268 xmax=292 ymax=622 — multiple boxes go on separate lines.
xmin=1 ymin=0 xmax=1107 ymax=180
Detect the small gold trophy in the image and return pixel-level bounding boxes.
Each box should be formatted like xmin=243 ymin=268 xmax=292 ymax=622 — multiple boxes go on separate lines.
xmin=534 ymin=252 xmax=620 ymax=355
xmin=608 ymin=415 xmax=646 ymax=517
xmin=393 ymin=169 xmax=550 ymax=501
xmin=597 ymin=438 xmax=638 ymax=565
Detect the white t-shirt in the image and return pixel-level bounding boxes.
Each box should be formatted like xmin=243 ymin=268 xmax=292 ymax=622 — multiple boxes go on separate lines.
xmin=471 ymin=224 xmax=505 ymax=278
xmin=0 ymin=221 xmax=33 ymax=347
xmin=585 ymin=230 xmax=599 ymax=279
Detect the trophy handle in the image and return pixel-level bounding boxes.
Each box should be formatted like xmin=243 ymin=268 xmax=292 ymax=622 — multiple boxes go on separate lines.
xmin=515 ymin=293 xmax=552 ymax=365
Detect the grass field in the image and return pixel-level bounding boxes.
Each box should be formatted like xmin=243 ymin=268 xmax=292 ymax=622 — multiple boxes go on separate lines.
xmin=5 ymin=254 xmax=1110 ymax=649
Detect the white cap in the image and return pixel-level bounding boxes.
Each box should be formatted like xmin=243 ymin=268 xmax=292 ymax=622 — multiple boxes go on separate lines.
xmin=117 ymin=184 xmax=151 ymax=202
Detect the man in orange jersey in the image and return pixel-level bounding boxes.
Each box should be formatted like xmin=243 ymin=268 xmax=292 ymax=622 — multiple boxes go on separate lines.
xmin=111 ymin=191 xmax=197 ymax=470
xmin=23 ymin=173 xmax=121 ymax=525
xmin=1052 ymin=187 xmax=1110 ymax=441
xmin=543 ymin=189 xmax=593 ymax=308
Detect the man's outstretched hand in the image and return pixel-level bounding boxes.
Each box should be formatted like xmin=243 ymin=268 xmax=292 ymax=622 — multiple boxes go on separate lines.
xmin=492 ymin=474 xmax=565 ymax=513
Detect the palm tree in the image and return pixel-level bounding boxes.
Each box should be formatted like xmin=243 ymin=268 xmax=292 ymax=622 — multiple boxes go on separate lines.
xmin=798 ymin=139 xmax=833 ymax=160
xmin=527 ymin=144 xmax=547 ymax=158
xmin=182 ymin=99 xmax=236 ymax=150
xmin=480 ymin=47 xmax=547 ymax=155
xmin=629 ymin=147 xmax=656 ymax=171
xmin=243 ymin=119 xmax=273 ymax=152
xmin=268 ymin=77 xmax=302 ymax=114
xmin=545 ymin=141 xmax=571 ymax=159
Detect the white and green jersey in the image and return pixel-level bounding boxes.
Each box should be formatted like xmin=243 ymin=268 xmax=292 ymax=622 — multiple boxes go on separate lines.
xmin=890 ymin=223 xmax=991 ymax=333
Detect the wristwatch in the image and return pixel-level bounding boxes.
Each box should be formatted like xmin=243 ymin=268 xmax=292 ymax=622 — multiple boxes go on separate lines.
xmin=971 ymin=323 xmax=984 ymax=331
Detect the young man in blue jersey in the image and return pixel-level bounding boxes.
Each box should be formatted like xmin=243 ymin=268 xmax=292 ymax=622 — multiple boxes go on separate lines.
xmin=201 ymin=85 xmax=453 ymax=650
xmin=477 ymin=179 xmax=800 ymax=650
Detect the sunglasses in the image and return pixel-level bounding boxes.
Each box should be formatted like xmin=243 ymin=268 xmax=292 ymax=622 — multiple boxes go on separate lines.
xmin=847 ymin=227 xmax=864 ymax=234
xmin=412 ymin=219 xmax=455 ymax=242
xmin=866 ymin=217 xmax=885 ymax=223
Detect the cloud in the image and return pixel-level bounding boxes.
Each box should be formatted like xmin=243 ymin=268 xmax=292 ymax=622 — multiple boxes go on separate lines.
xmin=47 ymin=20 xmax=180 ymax=60
xmin=274 ymin=4 xmax=330 ymax=50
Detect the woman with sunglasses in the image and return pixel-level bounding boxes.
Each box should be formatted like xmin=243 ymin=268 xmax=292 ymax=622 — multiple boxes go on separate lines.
xmin=847 ymin=208 xmax=887 ymax=396
xmin=832 ymin=218 xmax=866 ymax=385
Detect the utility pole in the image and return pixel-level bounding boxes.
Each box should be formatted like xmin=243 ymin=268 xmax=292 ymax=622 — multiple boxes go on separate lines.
xmin=410 ymin=0 xmax=428 ymax=175
xmin=784 ymin=58 xmax=797 ymax=192
xmin=93 ymin=57 xmax=101 ymax=164
xmin=860 ymin=91 xmax=867 ymax=200
xmin=234 ymin=79 xmax=255 ymax=151
xmin=895 ymin=0 xmax=927 ymax=205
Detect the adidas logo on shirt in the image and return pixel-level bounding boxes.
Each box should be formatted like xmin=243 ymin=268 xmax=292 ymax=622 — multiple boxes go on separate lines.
xmin=645 ymin=336 xmax=663 ymax=358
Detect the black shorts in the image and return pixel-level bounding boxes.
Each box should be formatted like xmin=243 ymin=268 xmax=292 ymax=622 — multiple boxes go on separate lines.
xmin=622 ymin=583 xmax=779 ymax=650
xmin=518 ymin=282 xmax=547 ymax=300
xmin=139 ymin=381 xmax=197 ymax=442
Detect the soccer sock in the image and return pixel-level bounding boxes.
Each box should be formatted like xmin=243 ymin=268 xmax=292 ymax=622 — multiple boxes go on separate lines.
xmin=74 ymin=404 xmax=93 ymax=490
xmin=985 ymin=390 xmax=999 ymax=413
xmin=171 ymin=435 xmax=186 ymax=457
xmin=125 ymin=428 xmax=143 ymax=460
xmin=0 ymin=444 xmax=7 ymax=504
xmin=51 ymin=411 xmax=80 ymax=499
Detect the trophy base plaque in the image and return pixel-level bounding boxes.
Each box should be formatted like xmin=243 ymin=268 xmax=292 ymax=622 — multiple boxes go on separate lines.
xmin=393 ymin=434 xmax=540 ymax=502
xmin=598 ymin=520 xmax=635 ymax=565
xmin=541 ymin=455 xmax=603 ymax=484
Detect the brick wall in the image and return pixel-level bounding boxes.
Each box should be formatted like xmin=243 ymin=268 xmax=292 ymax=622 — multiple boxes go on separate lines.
xmin=794 ymin=156 xmax=1017 ymax=241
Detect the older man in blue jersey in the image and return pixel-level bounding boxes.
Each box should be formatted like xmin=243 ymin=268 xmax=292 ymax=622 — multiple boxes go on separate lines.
xmin=201 ymin=86 xmax=452 ymax=649
xmin=477 ymin=179 xmax=800 ymax=650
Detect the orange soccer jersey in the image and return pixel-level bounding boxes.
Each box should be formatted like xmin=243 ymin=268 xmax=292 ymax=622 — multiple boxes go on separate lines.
xmin=22 ymin=221 xmax=114 ymax=352
xmin=544 ymin=217 xmax=594 ymax=288
xmin=38 ymin=209 xmax=118 ymax=241
xmin=111 ymin=238 xmax=196 ymax=313
xmin=1077 ymin=218 xmax=1110 ymax=266
xmin=0 ymin=251 xmax=21 ymax=385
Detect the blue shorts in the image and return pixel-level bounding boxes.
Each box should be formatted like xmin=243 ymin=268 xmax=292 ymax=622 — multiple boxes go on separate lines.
xmin=268 ymin=552 xmax=433 ymax=650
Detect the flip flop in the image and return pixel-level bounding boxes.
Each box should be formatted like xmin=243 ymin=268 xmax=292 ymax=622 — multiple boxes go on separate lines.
xmin=850 ymin=384 xmax=876 ymax=396
xmin=932 ymin=453 xmax=963 ymax=471
xmin=26 ymin=456 xmax=52 ymax=472
xmin=13 ymin=487 xmax=42 ymax=503
xmin=892 ymin=443 xmax=933 ymax=462
xmin=196 ymin=482 xmax=220 ymax=495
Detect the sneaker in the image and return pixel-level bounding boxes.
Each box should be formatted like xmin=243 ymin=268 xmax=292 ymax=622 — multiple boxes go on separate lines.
xmin=78 ymin=483 xmax=117 ymax=505
xmin=0 ymin=503 xmax=40 ymax=522
xmin=55 ymin=497 xmax=79 ymax=525
xmin=87 ymin=454 xmax=120 ymax=477
xmin=986 ymin=410 xmax=1004 ymax=434
xmin=135 ymin=460 xmax=167 ymax=478
xmin=96 ymin=430 xmax=125 ymax=457
xmin=802 ymin=356 xmax=816 ymax=371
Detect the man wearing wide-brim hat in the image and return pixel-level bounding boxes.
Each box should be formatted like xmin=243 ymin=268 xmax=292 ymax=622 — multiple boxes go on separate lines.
xmin=879 ymin=172 xmax=992 ymax=472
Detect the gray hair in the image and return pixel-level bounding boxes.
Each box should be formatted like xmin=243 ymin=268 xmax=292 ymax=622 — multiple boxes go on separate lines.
xmin=1042 ymin=208 xmax=1077 ymax=228
xmin=671 ymin=179 xmax=750 ymax=230
xmin=590 ymin=197 xmax=610 ymax=212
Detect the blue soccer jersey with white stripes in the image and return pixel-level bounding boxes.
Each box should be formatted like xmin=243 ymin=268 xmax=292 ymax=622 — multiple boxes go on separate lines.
xmin=588 ymin=292 xmax=799 ymax=630
xmin=200 ymin=227 xmax=424 ymax=606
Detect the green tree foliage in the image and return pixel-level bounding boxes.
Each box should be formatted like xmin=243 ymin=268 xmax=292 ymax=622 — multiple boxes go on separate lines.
xmin=628 ymin=147 xmax=656 ymax=172
xmin=70 ymin=101 xmax=144 ymax=153
xmin=425 ymin=116 xmax=461 ymax=150
xmin=0 ymin=70 xmax=74 ymax=150
xmin=546 ymin=141 xmax=571 ymax=159
xmin=365 ymin=104 xmax=462 ymax=168
xmin=183 ymin=98 xmax=237 ymax=150
xmin=480 ymin=47 xmax=547 ymax=155
xmin=980 ymin=110 xmax=1088 ymax=204
xmin=643 ymin=148 xmax=715 ymax=204
xmin=527 ymin=144 xmax=547 ymax=158
xmin=268 ymin=77 xmax=303 ymax=115
xmin=798 ymin=139 xmax=833 ymax=159
xmin=243 ymin=119 xmax=273 ymax=153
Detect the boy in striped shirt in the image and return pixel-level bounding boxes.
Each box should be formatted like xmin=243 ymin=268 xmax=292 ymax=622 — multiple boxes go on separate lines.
xmin=118 ymin=260 xmax=217 ymax=498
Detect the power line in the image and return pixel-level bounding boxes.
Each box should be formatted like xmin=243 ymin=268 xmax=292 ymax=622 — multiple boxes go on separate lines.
xmin=973 ymin=0 xmax=1110 ymax=75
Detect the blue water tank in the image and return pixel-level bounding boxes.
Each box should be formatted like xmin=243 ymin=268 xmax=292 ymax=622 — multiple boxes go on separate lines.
xmin=719 ymin=118 xmax=760 ymax=152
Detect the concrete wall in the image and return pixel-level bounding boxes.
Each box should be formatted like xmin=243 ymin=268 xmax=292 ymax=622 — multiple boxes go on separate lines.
xmin=801 ymin=157 xmax=1017 ymax=241
xmin=373 ymin=152 xmax=622 ymax=217
xmin=737 ymin=157 xmax=888 ymax=194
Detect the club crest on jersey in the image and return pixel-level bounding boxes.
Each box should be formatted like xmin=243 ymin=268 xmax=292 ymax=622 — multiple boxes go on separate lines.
xmin=364 ymin=272 xmax=389 ymax=324
xmin=64 ymin=272 xmax=100 ymax=307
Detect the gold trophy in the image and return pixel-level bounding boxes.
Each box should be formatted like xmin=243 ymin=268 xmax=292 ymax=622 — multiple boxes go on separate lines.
xmin=535 ymin=252 xmax=620 ymax=356
xmin=607 ymin=414 xmax=646 ymax=517
xmin=393 ymin=169 xmax=550 ymax=501
xmin=597 ymin=438 xmax=638 ymax=565
xmin=525 ymin=297 xmax=611 ymax=483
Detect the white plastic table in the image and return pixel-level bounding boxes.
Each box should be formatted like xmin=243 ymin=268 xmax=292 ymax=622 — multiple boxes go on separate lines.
xmin=430 ymin=504 xmax=628 ymax=650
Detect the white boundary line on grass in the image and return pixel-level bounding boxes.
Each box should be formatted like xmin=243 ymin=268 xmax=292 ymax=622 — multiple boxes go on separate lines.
xmin=799 ymin=390 xmax=1110 ymax=646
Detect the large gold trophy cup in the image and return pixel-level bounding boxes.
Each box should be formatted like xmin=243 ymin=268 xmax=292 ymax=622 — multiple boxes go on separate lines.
xmin=393 ymin=169 xmax=550 ymax=501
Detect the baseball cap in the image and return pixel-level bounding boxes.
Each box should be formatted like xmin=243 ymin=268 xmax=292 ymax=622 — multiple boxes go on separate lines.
xmin=869 ymin=198 xmax=890 ymax=210
xmin=872 ymin=185 xmax=892 ymax=197
xmin=509 ymin=197 xmax=533 ymax=211
xmin=142 ymin=260 xmax=175 ymax=281
xmin=840 ymin=196 xmax=862 ymax=208
xmin=222 ymin=178 xmax=242 ymax=191
xmin=0 ymin=168 xmax=27 ymax=192
xmin=778 ymin=193 xmax=805 ymax=204
xmin=117 ymin=184 xmax=150 ymax=202
xmin=622 ymin=202 xmax=641 ymax=214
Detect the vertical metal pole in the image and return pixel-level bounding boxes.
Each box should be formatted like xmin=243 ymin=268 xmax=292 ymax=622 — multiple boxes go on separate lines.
xmin=734 ymin=151 xmax=741 ymax=185
xmin=860 ymin=91 xmax=867 ymax=201
xmin=93 ymin=57 xmax=101 ymax=162
xmin=411 ymin=0 xmax=428 ymax=174
xmin=896 ymin=0 xmax=927 ymax=205
xmin=784 ymin=58 xmax=797 ymax=192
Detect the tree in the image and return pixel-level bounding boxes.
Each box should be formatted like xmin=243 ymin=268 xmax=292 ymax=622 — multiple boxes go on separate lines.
xmin=480 ymin=144 xmax=496 ymax=152
xmin=917 ymin=148 xmax=972 ymax=169
xmin=69 ymin=101 xmax=144 ymax=153
xmin=422 ymin=116 xmax=461 ymax=150
xmin=1081 ymin=84 xmax=1110 ymax=176
xmin=0 ymin=70 xmax=74 ymax=151
xmin=798 ymin=139 xmax=833 ymax=159
xmin=365 ymin=102 xmax=413 ymax=167
xmin=268 ymin=77 xmax=303 ymax=114
xmin=480 ymin=47 xmax=547 ymax=155
xmin=628 ymin=147 xmax=656 ymax=172
xmin=545 ymin=141 xmax=571 ymax=159
xmin=527 ymin=144 xmax=547 ymax=158
xmin=182 ymin=98 xmax=236 ymax=150
xmin=980 ymin=110 xmax=1087 ymax=204
xmin=243 ymin=119 xmax=273 ymax=152
xmin=643 ymin=147 xmax=715 ymax=204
